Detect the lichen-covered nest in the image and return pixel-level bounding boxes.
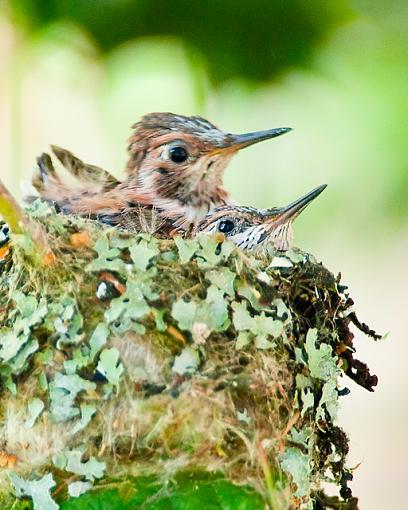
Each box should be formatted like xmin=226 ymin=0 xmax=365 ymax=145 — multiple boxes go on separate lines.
xmin=0 ymin=201 xmax=379 ymax=510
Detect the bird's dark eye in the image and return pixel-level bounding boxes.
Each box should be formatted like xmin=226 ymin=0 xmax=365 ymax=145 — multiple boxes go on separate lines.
xmin=169 ymin=146 xmax=188 ymax=163
xmin=218 ymin=219 xmax=235 ymax=234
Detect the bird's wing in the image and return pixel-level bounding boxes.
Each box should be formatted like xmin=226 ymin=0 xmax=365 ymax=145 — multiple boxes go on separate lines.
xmin=30 ymin=146 xmax=124 ymax=212
xmin=51 ymin=145 xmax=119 ymax=190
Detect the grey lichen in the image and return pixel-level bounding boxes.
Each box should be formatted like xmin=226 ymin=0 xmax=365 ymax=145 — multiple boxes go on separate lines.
xmin=0 ymin=201 xmax=379 ymax=509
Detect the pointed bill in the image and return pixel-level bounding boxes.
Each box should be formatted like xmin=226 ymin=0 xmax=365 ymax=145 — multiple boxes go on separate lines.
xmin=217 ymin=127 xmax=292 ymax=151
xmin=264 ymin=184 xmax=327 ymax=227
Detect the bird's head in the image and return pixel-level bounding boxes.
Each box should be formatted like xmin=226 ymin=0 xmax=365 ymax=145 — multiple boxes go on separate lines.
xmin=126 ymin=112 xmax=291 ymax=224
xmin=194 ymin=184 xmax=327 ymax=252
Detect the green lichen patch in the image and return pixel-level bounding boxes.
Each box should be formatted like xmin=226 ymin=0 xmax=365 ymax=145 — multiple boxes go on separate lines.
xmin=0 ymin=204 xmax=380 ymax=509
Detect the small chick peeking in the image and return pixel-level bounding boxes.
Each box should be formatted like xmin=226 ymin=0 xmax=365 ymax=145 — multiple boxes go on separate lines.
xmin=0 ymin=113 xmax=380 ymax=510
xmin=1 ymin=183 xmax=326 ymax=255
xmin=195 ymin=185 xmax=327 ymax=252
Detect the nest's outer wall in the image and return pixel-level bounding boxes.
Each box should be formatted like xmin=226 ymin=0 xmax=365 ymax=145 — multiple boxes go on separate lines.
xmin=0 ymin=204 xmax=376 ymax=509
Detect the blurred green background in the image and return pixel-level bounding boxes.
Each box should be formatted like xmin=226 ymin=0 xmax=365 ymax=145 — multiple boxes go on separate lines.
xmin=0 ymin=1 xmax=407 ymax=508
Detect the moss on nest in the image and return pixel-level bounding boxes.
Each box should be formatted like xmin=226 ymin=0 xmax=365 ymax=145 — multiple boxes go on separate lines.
xmin=0 ymin=201 xmax=379 ymax=509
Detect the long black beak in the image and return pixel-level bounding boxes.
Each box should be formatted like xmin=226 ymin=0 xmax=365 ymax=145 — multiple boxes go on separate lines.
xmin=225 ymin=127 xmax=292 ymax=150
xmin=264 ymin=184 xmax=327 ymax=227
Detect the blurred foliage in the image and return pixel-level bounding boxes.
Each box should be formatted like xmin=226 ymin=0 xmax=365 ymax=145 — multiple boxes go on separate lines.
xmin=60 ymin=473 xmax=265 ymax=510
xmin=2 ymin=0 xmax=408 ymax=230
xmin=8 ymin=0 xmax=353 ymax=83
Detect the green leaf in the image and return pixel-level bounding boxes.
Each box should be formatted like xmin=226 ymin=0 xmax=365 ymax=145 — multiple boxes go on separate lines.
xmin=232 ymin=301 xmax=283 ymax=343
xmin=237 ymin=283 xmax=262 ymax=310
xmin=300 ymin=388 xmax=315 ymax=418
xmin=97 ymin=348 xmax=124 ymax=387
xmin=273 ymin=298 xmax=292 ymax=324
xmin=255 ymin=314 xmax=283 ymax=338
xmin=235 ymin=331 xmax=253 ymax=350
xmin=289 ymin=428 xmax=313 ymax=449
xmin=195 ymin=234 xmax=235 ymax=269
xmin=172 ymin=287 xmax=229 ymax=334
xmin=206 ymin=268 xmax=236 ymax=297
xmin=49 ymin=373 xmax=96 ymax=423
xmin=316 ymin=379 xmax=338 ymax=422
xmin=0 ymin=367 xmax=17 ymax=394
xmin=196 ymin=234 xmax=222 ymax=268
xmin=172 ymin=346 xmax=200 ymax=375
xmin=49 ymin=297 xmax=83 ymax=347
xmin=68 ymin=481 xmax=93 ymax=498
xmin=64 ymin=346 xmax=90 ymax=374
xmin=304 ymin=329 xmax=338 ymax=381
xmin=232 ymin=302 xmax=256 ymax=331
xmin=25 ymin=398 xmax=45 ymax=428
xmin=9 ymin=338 xmax=39 ymax=373
xmin=26 ymin=198 xmax=54 ymax=218
xmin=49 ymin=388 xmax=80 ymax=422
xmin=199 ymin=285 xmax=229 ymax=331
xmin=109 ymin=235 xmax=137 ymax=250
xmin=152 ymin=309 xmax=166 ymax=331
xmin=0 ymin=331 xmax=30 ymax=362
xmin=129 ymin=240 xmax=159 ymax=271
xmin=128 ymin=268 xmax=159 ymax=300
xmin=296 ymin=373 xmax=312 ymax=390
xmin=280 ymin=447 xmax=311 ymax=499
xmin=110 ymin=317 xmax=146 ymax=336
xmin=89 ymin=323 xmax=109 ymax=360
xmin=171 ymin=300 xmax=197 ymax=331
xmin=25 ymin=199 xmax=65 ymax=235
xmin=285 ymin=249 xmax=305 ymax=264
xmin=70 ymin=403 xmax=97 ymax=435
xmin=161 ymin=250 xmax=177 ymax=262
xmin=105 ymin=282 xmax=150 ymax=324
xmin=104 ymin=299 xmax=126 ymax=323
xmin=12 ymin=291 xmax=39 ymax=318
xmin=174 ymin=236 xmax=199 ymax=263
xmin=237 ymin=408 xmax=251 ymax=424
xmin=64 ymin=450 xmax=106 ymax=481
xmin=268 ymin=256 xmax=293 ymax=269
xmin=295 ymin=347 xmax=307 ymax=365
xmin=11 ymin=291 xmax=48 ymax=329
xmin=254 ymin=335 xmax=274 ymax=349
xmin=87 ymin=237 xmax=126 ymax=273
xmin=10 ymin=472 xmax=58 ymax=510
xmin=53 ymin=373 xmax=96 ymax=394
xmin=38 ymin=371 xmax=48 ymax=391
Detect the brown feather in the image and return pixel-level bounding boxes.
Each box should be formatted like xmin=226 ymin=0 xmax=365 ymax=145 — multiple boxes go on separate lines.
xmin=51 ymin=145 xmax=118 ymax=190
xmin=30 ymin=112 xmax=287 ymax=236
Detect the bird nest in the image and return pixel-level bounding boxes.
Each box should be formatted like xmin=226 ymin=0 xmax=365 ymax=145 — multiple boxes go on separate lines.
xmin=0 ymin=201 xmax=379 ymax=510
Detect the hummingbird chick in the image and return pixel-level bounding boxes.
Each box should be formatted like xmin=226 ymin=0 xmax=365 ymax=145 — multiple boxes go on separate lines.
xmin=2 ymin=186 xmax=326 ymax=258
xmin=31 ymin=112 xmax=291 ymax=234
xmin=194 ymin=185 xmax=327 ymax=252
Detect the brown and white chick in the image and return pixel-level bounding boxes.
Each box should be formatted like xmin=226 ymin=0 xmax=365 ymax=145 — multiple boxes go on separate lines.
xmin=31 ymin=112 xmax=291 ymax=235
xmin=194 ymin=185 xmax=327 ymax=252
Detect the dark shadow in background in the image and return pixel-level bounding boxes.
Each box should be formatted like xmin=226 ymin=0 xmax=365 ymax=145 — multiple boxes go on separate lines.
xmin=8 ymin=0 xmax=353 ymax=83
